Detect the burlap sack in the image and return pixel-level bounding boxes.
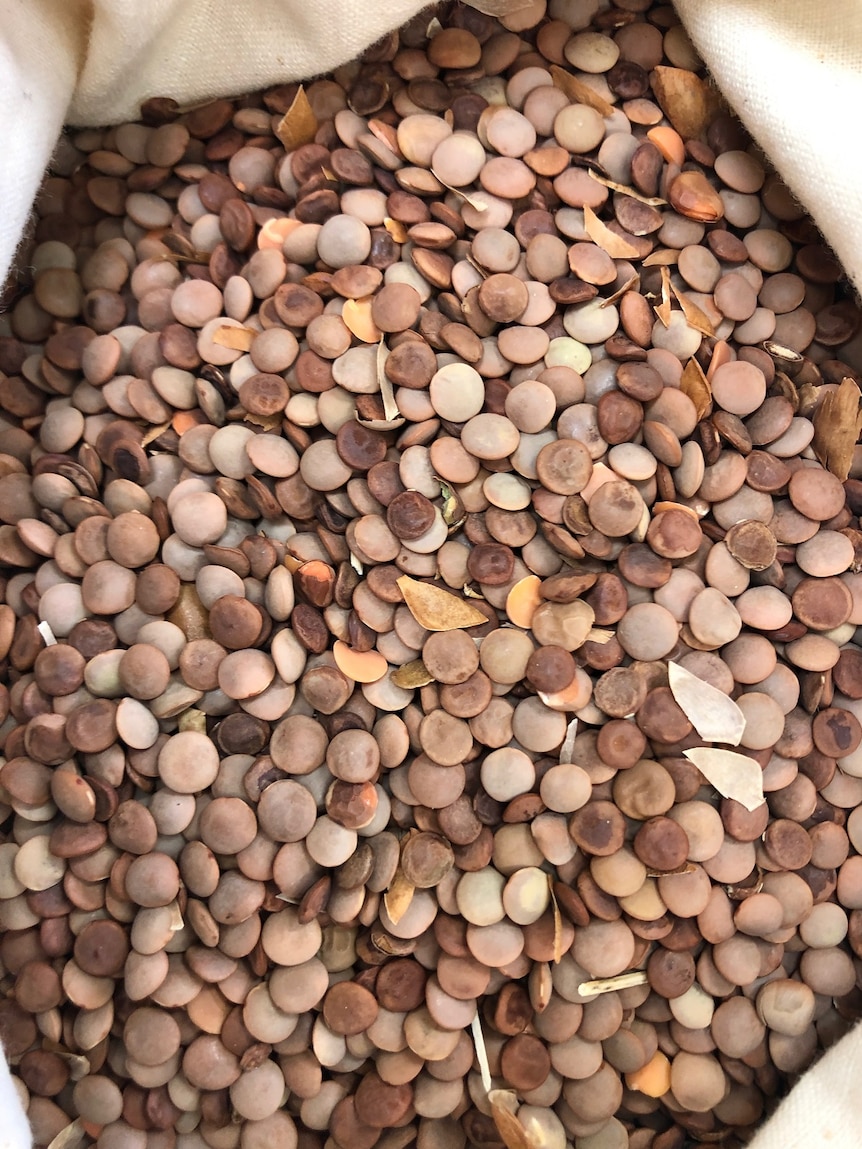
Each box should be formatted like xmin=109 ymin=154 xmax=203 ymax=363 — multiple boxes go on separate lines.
xmin=1 ymin=2 xmax=861 ymax=1146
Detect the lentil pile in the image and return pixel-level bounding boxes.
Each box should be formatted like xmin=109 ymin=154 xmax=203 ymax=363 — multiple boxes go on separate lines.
xmin=2 ymin=0 xmax=862 ymax=1147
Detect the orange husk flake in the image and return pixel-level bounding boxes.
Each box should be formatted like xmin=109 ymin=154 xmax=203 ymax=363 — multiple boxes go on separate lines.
xmin=258 ymin=217 xmax=301 ymax=250
xmin=342 ymin=298 xmax=381 ymax=343
xmin=505 ymin=575 xmax=543 ymax=628
xmin=538 ymin=667 xmax=593 ymax=712
xmin=211 ymin=325 xmax=256 ymax=351
xmin=646 ymin=125 xmax=685 ymax=166
xmin=333 ymin=641 xmax=388 ymax=683
xmin=626 ymin=1050 xmax=672 ymax=1097
xmin=172 ymin=410 xmax=205 ymax=435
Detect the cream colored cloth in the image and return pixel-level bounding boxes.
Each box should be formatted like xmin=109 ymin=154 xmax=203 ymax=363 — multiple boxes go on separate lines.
xmin=747 ymin=1021 xmax=862 ymax=1149
xmin=0 ymin=1043 xmax=33 ymax=1149
xmin=2 ymin=1 xmax=862 ymax=1147
xmin=675 ymin=0 xmax=862 ymax=290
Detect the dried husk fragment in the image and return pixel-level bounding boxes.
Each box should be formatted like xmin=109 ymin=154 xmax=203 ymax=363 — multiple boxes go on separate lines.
xmin=550 ymin=65 xmax=613 ymax=117
xmin=586 ymin=628 xmax=615 ymax=645
xmin=383 ymin=216 xmax=408 ymax=243
xmin=391 ymin=659 xmax=434 ymax=688
xmin=396 ymin=576 xmax=488 ymax=630
xmin=466 ymin=0 xmax=535 ymax=15
xmin=650 ymin=66 xmax=710 ymax=138
xmin=671 ymin=284 xmax=715 ymax=337
xmin=654 ymin=266 xmax=673 ymax=327
xmin=432 ymin=171 xmax=488 ymax=210
xmin=588 ymin=169 xmax=666 ymax=206
xmin=244 ymin=411 xmax=282 ymax=432
xmin=141 ymin=420 xmax=172 ymax=447
xmin=579 ymin=971 xmax=649 ymax=996
xmin=812 ymin=376 xmax=862 ymax=480
xmin=471 ymin=1013 xmax=493 ymax=1092
xmin=275 ymin=85 xmax=318 ymax=151
xmin=683 ymin=747 xmax=766 ymax=811
xmin=646 ymin=862 xmax=697 ymax=878
xmin=342 ymin=298 xmax=381 ymax=343
xmin=176 ymin=707 xmax=205 ymax=735
xmin=212 ymin=325 xmax=256 ymax=351
xmin=643 ymin=248 xmax=680 ymax=267
xmin=583 ymin=205 xmax=640 ymax=260
xmin=47 ymin=1121 xmax=86 ymax=1149
xmin=490 ymin=1090 xmax=538 ymax=1149
xmin=725 ymin=520 xmax=777 ymax=571
xmin=384 ymin=868 xmax=416 ymax=924
xmin=377 ymin=338 xmax=400 ymax=422
xmin=547 ymin=876 xmax=564 ymax=964
xmin=600 ymin=273 xmax=639 ymax=309
xmin=679 ymin=357 xmax=712 ymax=421
xmin=559 ymin=717 xmax=578 ymax=764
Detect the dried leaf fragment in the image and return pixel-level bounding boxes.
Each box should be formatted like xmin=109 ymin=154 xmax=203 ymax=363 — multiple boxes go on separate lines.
xmin=141 ymin=420 xmax=171 ymax=447
xmin=642 ymin=248 xmax=681 ymax=267
xmin=600 ymin=272 xmax=639 ymax=309
xmin=391 ymin=659 xmax=434 ymax=688
xmin=442 ymin=491 xmax=466 ymax=529
xmin=431 ymin=171 xmax=487 ymax=211
xmin=529 ymin=961 xmax=553 ymax=1013
xmin=646 ymin=862 xmax=697 ymax=878
xmin=275 ymin=85 xmax=318 ymax=151
xmin=588 ymin=168 xmax=666 ymax=206
xmin=683 ymin=747 xmax=766 ymax=811
xmin=211 ymin=325 xmax=256 ymax=352
xmin=383 ymin=869 xmax=415 ymax=925
xmin=726 ymin=870 xmax=764 ymax=900
xmin=490 ymin=1090 xmax=537 ymax=1149
xmin=471 ymin=1013 xmax=493 ymax=1093
xmin=654 ymin=265 xmax=673 ymax=327
xmin=397 ymin=575 xmax=488 ymax=631
xmin=37 ymin=620 xmax=57 ymax=646
xmin=355 ymin=412 xmax=405 ymax=432
xmin=466 ymin=0 xmax=535 ymax=15
xmin=47 ymin=1121 xmax=86 ymax=1149
xmin=245 ymin=411 xmax=282 ymax=432
xmin=578 ymin=970 xmax=649 ymax=996
xmin=669 ymin=662 xmax=746 ymax=745
xmin=671 ymin=284 xmax=715 ymax=337
xmin=550 ymin=65 xmax=613 ymax=117
xmin=559 ymin=717 xmax=578 ymax=765
xmin=585 ymin=627 xmax=615 ymax=645
xmin=583 ymin=204 xmax=640 ymax=260
xmin=812 ymin=376 xmax=862 ymax=481
xmin=178 ymin=709 xmax=207 ymax=735
xmin=52 ymin=1050 xmax=91 ymax=1081
xmin=168 ymin=899 xmax=185 ymax=931
xmin=679 ymin=357 xmax=712 ymax=421
xmin=650 ymin=66 xmax=710 ymax=138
